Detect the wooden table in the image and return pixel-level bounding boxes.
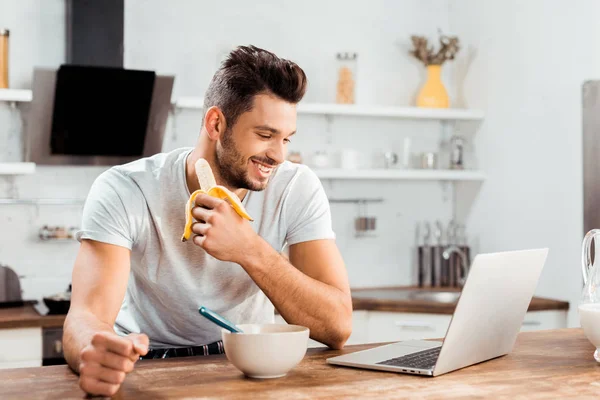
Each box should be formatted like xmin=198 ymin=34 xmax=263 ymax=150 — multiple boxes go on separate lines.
xmin=0 ymin=328 xmax=598 ymax=399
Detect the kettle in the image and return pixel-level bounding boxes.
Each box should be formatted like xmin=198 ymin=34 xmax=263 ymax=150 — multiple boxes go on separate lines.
xmin=0 ymin=264 xmax=24 ymax=307
xmin=579 ymin=229 xmax=600 ymax=362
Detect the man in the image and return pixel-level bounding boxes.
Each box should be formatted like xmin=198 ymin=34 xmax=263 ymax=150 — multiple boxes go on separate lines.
xmin=63 ymin=45 xmax=352 ymax=397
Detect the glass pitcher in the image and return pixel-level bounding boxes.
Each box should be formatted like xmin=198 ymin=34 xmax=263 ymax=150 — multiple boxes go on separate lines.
xmin=579 ymin=229 xmax=600 ymax=362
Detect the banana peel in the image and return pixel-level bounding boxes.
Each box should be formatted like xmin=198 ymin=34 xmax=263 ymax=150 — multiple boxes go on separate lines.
xmin=181 ymin=159 xmax=253 ymax=242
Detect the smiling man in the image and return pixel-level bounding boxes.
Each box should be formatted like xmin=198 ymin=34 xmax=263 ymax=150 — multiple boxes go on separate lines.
xmin=63 ymin=45 xmax=352 ymax=397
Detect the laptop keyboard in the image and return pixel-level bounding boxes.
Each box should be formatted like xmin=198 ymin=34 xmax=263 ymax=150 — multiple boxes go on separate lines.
xmin=376 ymin=346 xmax=442 ymax=370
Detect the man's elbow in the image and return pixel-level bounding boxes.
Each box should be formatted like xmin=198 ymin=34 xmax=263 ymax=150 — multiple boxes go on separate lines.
xmin=328 ymin=306 xmax=353 ymax=350
xmin=329 ymin=323 xmax=352 ymax=350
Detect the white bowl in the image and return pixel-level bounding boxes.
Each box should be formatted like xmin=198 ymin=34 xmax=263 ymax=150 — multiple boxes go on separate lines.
xmin=222 ymin=324 xmax=309 ymax=379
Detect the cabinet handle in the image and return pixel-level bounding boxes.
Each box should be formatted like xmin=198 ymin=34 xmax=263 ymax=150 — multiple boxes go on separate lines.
xmin=394 ymin=321 xmax=435 ymax=330
xmin=54 ymin=340 xmax=63 ymax=354
xmin=521 ymin=321 xmax=541 ymax=326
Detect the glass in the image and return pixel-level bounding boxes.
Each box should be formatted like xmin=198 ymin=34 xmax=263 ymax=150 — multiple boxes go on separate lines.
xmin=336 ymin=52 xmax=357 ymax=104
xmin=579 ymin=229 xmax=600 ymax=362
xmin=0 ymin=29 xmax=8 ymax=88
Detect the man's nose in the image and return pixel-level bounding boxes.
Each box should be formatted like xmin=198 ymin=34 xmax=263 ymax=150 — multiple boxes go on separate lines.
xmin=267 ymin=141 xmax=286 ymax=165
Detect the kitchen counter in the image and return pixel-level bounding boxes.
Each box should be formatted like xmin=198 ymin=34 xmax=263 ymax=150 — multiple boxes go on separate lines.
xmin=0 ymin=287 xmax=569 ymax=330
xmin=351 ymin=286 xmax=570 ymax=314
xmin=0 ymin=304 xmax=65 ymax=329
xmin=0 ymin=328 xmax=596 ymax=399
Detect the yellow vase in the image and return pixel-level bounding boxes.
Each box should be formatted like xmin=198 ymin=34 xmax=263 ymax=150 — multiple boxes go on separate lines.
xmin=416 ymin=65 xmax=449 ymax=108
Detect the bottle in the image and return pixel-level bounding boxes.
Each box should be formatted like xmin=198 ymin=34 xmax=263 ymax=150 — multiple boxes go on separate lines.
xmin=0 ymin=29 xmax=8 ymax=89
xmin=336 ymin=52 xmax=357 ymax=104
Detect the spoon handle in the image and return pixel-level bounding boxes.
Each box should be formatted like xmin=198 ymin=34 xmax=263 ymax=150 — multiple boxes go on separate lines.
xmin=199 ymin=306 xmax=244 ymax=333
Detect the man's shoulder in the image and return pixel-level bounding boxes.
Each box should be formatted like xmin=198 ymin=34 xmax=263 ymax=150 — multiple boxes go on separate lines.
xmin=92 ymin=147 xmax=191 ymax=196
xmin=269 ymin=161 xmax=316 ymax=189
xmin=113 ymin=147 xmax=192 ymax=178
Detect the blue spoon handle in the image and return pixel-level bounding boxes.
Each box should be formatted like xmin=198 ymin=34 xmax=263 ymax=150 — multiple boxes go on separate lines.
xmin=199 ymin=306 xmax=243 ymax=333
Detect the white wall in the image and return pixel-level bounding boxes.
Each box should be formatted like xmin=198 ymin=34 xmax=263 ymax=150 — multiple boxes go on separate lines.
xmin=448 ymin=0 xmax=599 ymax=326
xmin=1 ymin=0 xmax=455 ymax=302
xmin=0 ymin=0 xmax=586 ymax=328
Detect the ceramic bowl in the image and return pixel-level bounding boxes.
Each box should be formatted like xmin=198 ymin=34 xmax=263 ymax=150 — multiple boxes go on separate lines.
xmin=222 ymin=324 xmax=309 ymax=379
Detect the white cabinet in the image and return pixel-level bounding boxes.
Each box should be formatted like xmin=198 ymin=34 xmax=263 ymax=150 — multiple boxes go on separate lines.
xmin=0 ymin=328 xmax=42 ymax=369
xmin=361 ymin=310 xmax=568 ymax=345
xmin=275 ymin=309 xmax=568 ymax=348
xmin=520 ymin=310 xmax=568 ymax=332
xmin=366 ymin=312 xmax=452 ymax=344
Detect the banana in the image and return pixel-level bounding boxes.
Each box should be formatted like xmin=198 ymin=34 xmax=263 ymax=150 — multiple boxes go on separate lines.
xmin=181 ymin=158 xmax=253 ymax=242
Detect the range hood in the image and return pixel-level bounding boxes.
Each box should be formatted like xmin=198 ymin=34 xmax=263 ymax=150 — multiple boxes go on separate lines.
xmin=24 ymin=65 xmax=174 ymax=166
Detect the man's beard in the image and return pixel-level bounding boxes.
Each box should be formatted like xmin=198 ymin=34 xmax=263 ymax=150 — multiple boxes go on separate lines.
xmin=214 ymin=131 xmax=275 ymax=192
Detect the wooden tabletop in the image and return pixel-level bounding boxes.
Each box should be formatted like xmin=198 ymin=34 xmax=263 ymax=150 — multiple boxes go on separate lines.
xmin=0 ymin=304 xmax=65 ymax=329
xmin=351 ymin=286 xmax=570 ymax=314
xmin=0 ymin=328 xmax=597 ymax=399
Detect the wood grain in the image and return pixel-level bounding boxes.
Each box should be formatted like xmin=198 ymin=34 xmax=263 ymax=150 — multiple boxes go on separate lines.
xmin=0 ymin=328 xmax=597 ymax=399
xmin=0 ymin=305 xmax=65 ymax=329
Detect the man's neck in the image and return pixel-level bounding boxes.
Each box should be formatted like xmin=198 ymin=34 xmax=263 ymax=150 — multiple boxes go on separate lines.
xmin=185 ymin=146 xmax=248 ymax=201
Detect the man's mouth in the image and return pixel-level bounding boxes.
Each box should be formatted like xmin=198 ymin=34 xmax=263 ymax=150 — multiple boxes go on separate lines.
xmin=251 ymin=159 xmax=275 ymax=179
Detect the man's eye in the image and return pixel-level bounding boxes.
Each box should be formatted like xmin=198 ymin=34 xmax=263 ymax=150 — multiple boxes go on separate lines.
xmin=284 ymin=138 xmax=291 ymax=144
xmin=258 ymin=134 xmax=271 ymax=139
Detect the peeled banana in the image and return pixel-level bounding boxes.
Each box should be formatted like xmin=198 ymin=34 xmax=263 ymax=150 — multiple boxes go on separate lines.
xmin=181 ymin=158 xmax=253 ymax=242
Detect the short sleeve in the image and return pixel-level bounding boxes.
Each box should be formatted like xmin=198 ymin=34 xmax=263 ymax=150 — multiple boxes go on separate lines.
xmin=75 ymin=168 xmax=146 ymax=250
xmin=284 ymin=166 xmax=336 ymax=245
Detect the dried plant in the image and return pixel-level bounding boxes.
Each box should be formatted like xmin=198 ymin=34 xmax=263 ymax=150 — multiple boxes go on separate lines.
xmin=410 ymin=31 xmax=460 ymax=66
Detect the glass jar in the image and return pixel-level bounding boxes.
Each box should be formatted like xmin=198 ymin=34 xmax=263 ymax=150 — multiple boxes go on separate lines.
xmin=0 ymin=29 xmax=8 ymax=89
xmin=336 ymin=52 xmax=357 ymax=104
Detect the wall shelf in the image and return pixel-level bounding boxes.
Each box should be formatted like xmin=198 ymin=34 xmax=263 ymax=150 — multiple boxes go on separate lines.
xmin=174 ymin=96 xmax=484 ymax=121
xmin=3 ymin=92 xmax=484 ymax=121
xmin=0 ymin=89 xmax=33 ymax=103
xmin=314 ymin=169 xmax=486 ymax=181
xmin=0 ymin=163 xmax=36 ymax=175
xmin=0 ymin=198 xmax=85 ymax=205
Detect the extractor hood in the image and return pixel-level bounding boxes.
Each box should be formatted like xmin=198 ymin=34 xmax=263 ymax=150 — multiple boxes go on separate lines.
xmin=24 ymin=65 xmax=174 ymax=166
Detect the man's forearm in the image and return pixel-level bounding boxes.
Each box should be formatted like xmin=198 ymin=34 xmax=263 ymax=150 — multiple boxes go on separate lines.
xmin=63 ymin=310 xmax=115 ymax=373
xmin=239 ymin=240 xmax=352 ymax=349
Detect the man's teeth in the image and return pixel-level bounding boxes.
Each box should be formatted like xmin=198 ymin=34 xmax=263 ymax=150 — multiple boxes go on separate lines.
xmin=257 ymin=163 xmax=272 ymax=173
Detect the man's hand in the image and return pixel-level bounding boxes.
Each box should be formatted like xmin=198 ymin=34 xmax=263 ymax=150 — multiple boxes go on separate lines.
xmin=191 ymin=193 xmax=258 ymax=263
xmin=78 ymin=331 xmax=149 ymax=397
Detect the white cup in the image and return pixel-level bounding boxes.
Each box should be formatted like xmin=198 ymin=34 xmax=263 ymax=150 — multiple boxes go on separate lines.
xmin=340 ymin=149 xmax=359 ymax=169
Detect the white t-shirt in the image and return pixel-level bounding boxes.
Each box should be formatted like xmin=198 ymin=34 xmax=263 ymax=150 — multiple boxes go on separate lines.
xmin=75 ymin=147 xmax=335 ymax=348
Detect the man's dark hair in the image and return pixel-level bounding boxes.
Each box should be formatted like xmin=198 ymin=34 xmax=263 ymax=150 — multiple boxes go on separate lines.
xmin=203 ymin=45 xmax=308 ymax=129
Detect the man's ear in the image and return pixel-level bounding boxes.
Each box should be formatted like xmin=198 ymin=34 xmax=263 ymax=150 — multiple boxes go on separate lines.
xmin=203 ymin=106 xmax=227 ymax=140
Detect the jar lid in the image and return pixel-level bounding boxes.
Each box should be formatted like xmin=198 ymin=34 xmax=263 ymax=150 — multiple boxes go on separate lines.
xmin=0 ymin=29 xmax=9 ymax=36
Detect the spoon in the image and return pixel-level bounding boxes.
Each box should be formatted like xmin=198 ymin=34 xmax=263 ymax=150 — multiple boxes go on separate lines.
xmin=199 ymin=306 xmax=244 ymax=333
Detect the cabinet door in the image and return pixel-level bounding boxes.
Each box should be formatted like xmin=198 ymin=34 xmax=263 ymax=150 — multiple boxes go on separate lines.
xmin=346 ymin=310 xmax=368 ymax=345
xmin=0 ymin=328 xmax=42 ymax=369
xmin=366 ymin=312 xmax=452 ymax=344
xmin=520 ymin=311 xmax=568 ymax=332
xmin=274 ymin=311 xmax=369 ymax=348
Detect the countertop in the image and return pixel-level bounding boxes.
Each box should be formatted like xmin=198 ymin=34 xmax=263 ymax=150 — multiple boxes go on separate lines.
xmin=0 ymin=286 xmax=569 ymax=329
xmin=0 ymin=328 xmax=596 ymax=399
xmin=350 ymin=286 xmax=570 ymax=314
xmin=0 ymin=304 xmax=65 ymax=329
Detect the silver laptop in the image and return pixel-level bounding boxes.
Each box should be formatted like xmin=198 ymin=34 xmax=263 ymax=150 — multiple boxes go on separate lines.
xmin=327 ymin=248 xmax=549 ymax=377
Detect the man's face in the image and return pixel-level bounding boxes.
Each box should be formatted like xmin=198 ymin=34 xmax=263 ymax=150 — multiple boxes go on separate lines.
xmin=215 ymin=93 xmax=297 ymax=191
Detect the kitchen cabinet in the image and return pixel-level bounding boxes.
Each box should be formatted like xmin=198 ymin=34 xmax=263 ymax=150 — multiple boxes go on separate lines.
xmin=363 ymin=310 xmax=568 ymax=344
xmin=275 ymin=309 xmax=568 ymax=347
xmin=0 ymin=327 xmax=42 ymax=369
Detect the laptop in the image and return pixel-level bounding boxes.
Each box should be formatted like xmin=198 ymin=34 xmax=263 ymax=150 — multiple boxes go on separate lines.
xmin=327 ymin=248 xmax=549 ymax=377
